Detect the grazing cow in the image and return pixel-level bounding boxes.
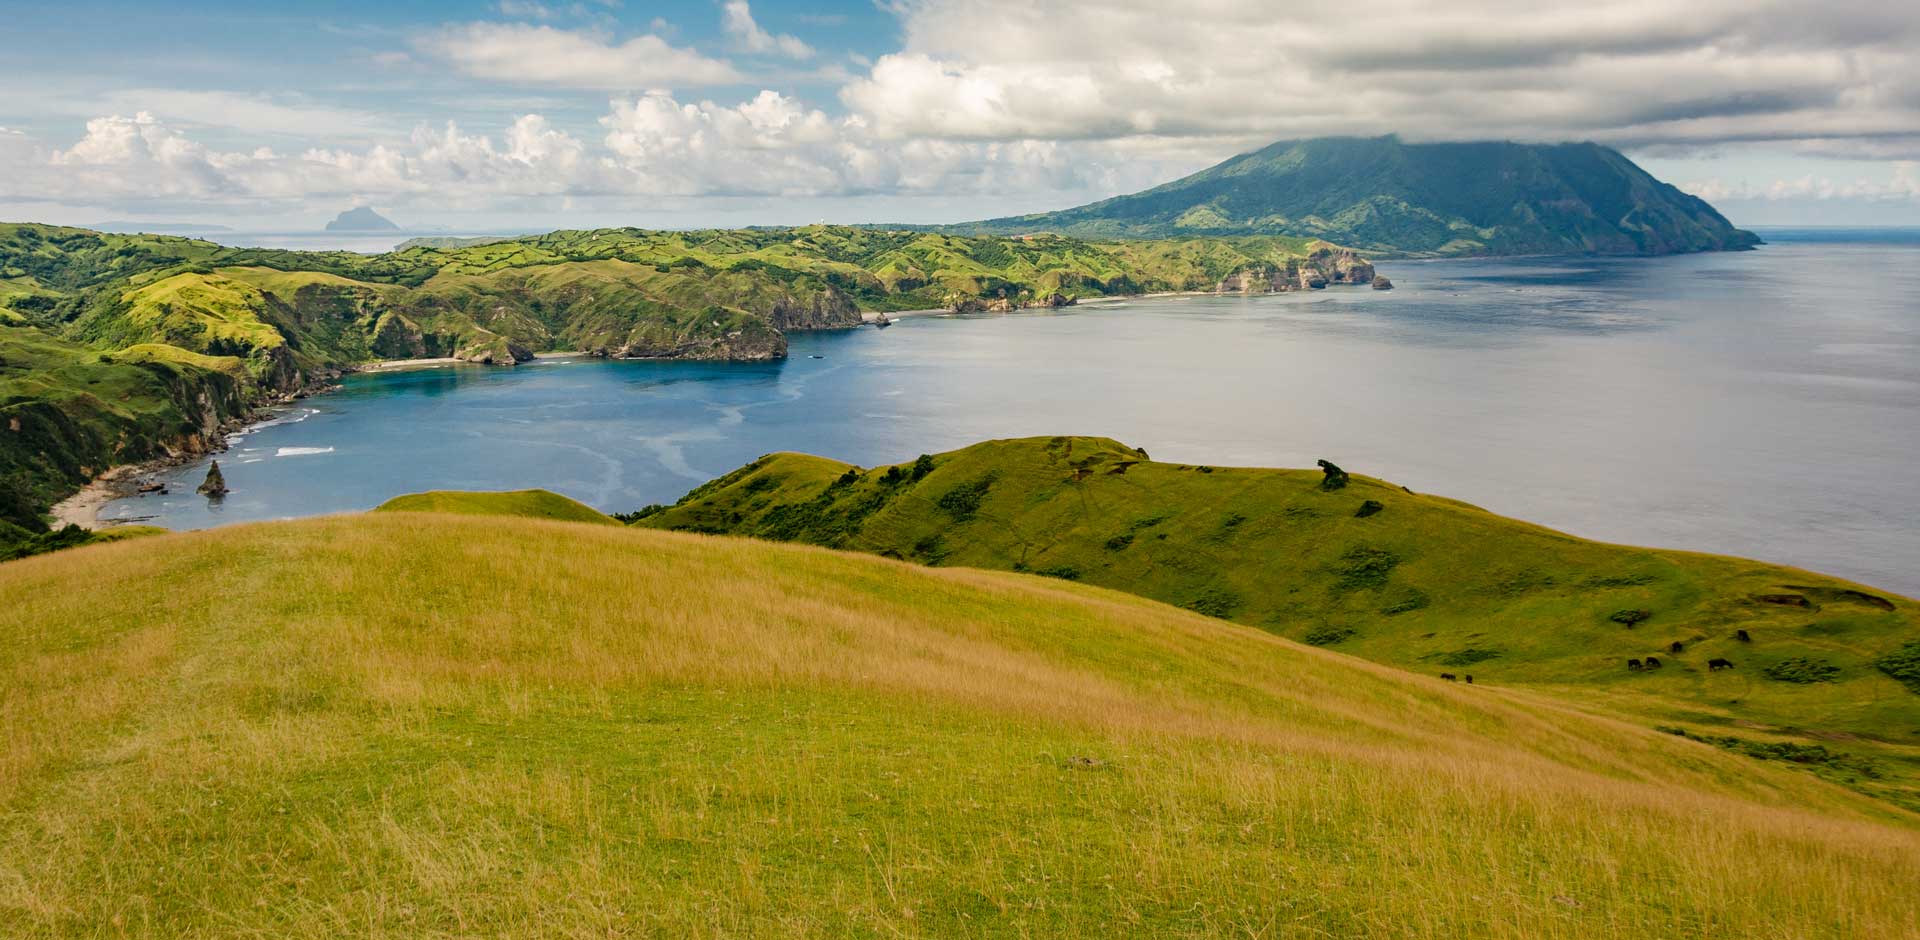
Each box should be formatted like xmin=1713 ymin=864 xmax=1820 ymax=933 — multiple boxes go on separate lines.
xmin=1440 ymin=673 xmax=1456 ymax=681
xmin=1464 ymin=675 xmax=1474 ymax=684
xmin=1627 ymin=658 xmax=1643 ymax=671
xmin=1670 ymin=640 xmax=1685 ymax=654
xmin=1644 ymin=656 xmax=1663 ymax=669
xmin=1736 ymin=629 xmax=1752 ymax=642
xmin=1709 ymin=658 xmax=1735 ymax=671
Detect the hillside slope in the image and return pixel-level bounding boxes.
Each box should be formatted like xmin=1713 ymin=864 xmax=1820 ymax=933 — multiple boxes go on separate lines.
xmin=0 ymin=513 xmax=1915 ymax=936
xmin=374 ymin=488 xmax=619 ymax=525
xmin=638 ymin=437 xmax=1920 ymax=807
xmin=963 ymin=136 xmax=1760 ymax=256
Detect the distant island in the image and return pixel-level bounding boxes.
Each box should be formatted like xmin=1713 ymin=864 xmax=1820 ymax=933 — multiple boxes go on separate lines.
xmin=950 ymin=135 xmax=1760 ymax=257
xmin=324 ymin=206 xmax=400 ymax=232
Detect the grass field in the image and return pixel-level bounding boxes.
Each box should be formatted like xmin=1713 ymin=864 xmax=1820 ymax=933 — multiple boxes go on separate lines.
xmin=639 ymin=437 xmax=1920 ymax=808
xmin=0 ymin=512 xmax=1916 ymax=937
xmin=374 ymin=488 xmax=620 ymax=525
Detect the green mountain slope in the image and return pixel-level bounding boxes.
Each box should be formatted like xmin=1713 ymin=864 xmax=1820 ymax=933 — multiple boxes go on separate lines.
xmin=963 ymin=136 xmax=1760 ymax=256
xmin=1 ymin=513 xmax=1916 ymax=936
xmin=637 ymin=437 xmax=1920 ymax=807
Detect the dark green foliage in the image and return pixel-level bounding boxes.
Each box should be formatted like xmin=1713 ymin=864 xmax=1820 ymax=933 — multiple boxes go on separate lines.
xmin=1183 ymin=589 xmax=1241 ymax=619
xmin=0 ymin=473 xmax=44 ymax=532
xmin=1381 ymin=590 xmax=1430 ymax=616
xmin=1438 ymin=648 xmax=1502 ymax=667
xmin=1316 ymin=459 xmax=1348 ymax=491
xmin=911 ymin=454 xmax=935 ymax=481
xmin=1334 ymin=546 xmax=1400 ymax=591
xmin=1660 ymin=727 xmax=1881 ymax=781
xmin=1304 ymin=627 xmax=1356 ymax=646
xmin=935 ymin=474 xmax=995 ymax=521
xmin=1035 ymin=565 xmax=1081 ymax=581
xmin=882 ymin=466 xmax=904 ymax=484
xmin=835 ymin=468 xmax=860 ymax=486
xmin=612 ymin=505 xmax=667 ymax=523
xmin=1609 ymin=609 xmax=1651 ymax=627
xmin=1103 ymin=532 xmax=1135 ymax=552
xmin=1586 ymin=573 xmax=1658 ymax=588
xmin=1763 ymin=657 xmax=1841 ymax=684
xmin=0 ymin=523 xmax=96 ymax=562
xmin=1355 ymin=500 xmax=1384 ymax=518
xmin=1876 ymin=643 xmax=1920 ymax=694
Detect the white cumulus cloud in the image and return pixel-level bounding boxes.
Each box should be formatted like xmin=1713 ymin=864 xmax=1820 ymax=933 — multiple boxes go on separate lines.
xmin=416 ymin=22 xmax=741 ymax=89
xmin=721 ymin=1 xmax=813 ymax=60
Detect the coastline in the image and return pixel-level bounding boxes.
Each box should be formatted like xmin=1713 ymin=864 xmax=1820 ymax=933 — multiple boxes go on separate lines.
xmin=858 ymin=291 xmax=1203 ymax=324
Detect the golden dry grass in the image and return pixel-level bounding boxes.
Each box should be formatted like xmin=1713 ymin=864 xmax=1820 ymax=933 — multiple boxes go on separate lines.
xmin=0 ymin=513 xmax=1915 ymax=937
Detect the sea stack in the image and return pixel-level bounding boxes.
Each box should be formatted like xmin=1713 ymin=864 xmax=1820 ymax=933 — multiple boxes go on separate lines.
xmin=1373 ymin=276 xmax=1395 ymax=290
xmin=197 ymin=461 xmax=229 ymax=498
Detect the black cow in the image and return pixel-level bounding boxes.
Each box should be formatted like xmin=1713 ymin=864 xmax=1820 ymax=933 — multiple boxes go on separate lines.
xmin=1669 ymin=641 xmax=1685 ymax=654
xmin=1709 ymin=658 xmax=1735 ymax=671
xmin=1464 ymin=675 xmax=1474 ymax=684
xmin=1440 ymin=673 xmax=1456 ymax=681
xmin=1644 ymin=656 xmax=1663 ymax=669
xmin=1627 ymin=658 xmax=1643 ymax=671
xmin=1736 ymin=629 xmax=1752 ymax=642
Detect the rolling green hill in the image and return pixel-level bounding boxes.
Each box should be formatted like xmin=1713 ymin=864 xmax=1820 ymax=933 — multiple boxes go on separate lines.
xmin=374 ymin=488 xmax=619 ymax=525
xmin=637 ymin=437 xmax=1920 ymax=807
xmin=960 ymin=136 xmax=1761 ymax=256
xmin=1 ymin=512 xmax=1916 ymax=936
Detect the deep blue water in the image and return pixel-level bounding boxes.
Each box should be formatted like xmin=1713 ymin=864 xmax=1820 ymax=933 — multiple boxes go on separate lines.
xmin=103 ymin=232 xmax=1920 ymax=595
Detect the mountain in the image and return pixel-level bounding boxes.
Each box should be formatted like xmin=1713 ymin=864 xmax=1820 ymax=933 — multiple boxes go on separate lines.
xmin=638 ymin=436 xmax=1920 ymax=809
xmin=324 ymin=206 xmax=401 ymax=231
xmin=2 ymin=509 xmax=1915 ymax=936
xmin=964 ymin=136 xmax=1762 ymax=256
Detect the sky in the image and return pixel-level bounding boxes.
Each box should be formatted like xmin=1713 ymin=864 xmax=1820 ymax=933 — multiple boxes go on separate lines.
xmin=1 ymin=0 xmax=1917 ymax=233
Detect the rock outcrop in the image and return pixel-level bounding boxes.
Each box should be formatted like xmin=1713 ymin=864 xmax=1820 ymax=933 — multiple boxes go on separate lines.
xmin=767 ymin=288 xmax=862 ymax=331
xmin=197 ymin=461 xmax=228 ymax=498
xmin=1372 ymin=276 xmax=1394 ymax=291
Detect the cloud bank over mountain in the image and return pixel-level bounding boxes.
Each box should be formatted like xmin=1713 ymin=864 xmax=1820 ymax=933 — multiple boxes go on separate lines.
xmin=2 ymin=0 xmax=1915 ymax=225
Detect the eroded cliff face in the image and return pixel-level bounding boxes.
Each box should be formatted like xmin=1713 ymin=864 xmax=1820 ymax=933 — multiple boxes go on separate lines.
xmin=1213 ymin=247 xmax=1378 ymax=294
xmin=767 ymin=288 xmax=861 ymax=331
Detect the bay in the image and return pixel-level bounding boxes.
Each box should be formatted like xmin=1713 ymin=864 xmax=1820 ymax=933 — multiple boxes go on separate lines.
xmin=102 ymin=231 xmax=1920 ymax=595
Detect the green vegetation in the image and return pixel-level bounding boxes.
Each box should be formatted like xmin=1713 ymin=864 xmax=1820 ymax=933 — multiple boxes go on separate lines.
xmin=374 ymin=488 xmax=620 ymax=525
xmin=639 ymin=436 xmax=1920 ymax=808
xmin=1 ymin=513 xmax=1917 ymax=936
xmin=1 ymin=222 xmax=1360 ymax=520
xmin=0 ymin=522 xmax=163 ymax=562
xmin=958 ymin=136 xmax=1761 ymax=256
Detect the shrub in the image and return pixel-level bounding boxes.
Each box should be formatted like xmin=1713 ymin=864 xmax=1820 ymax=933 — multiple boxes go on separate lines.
xmin=935 ymin=474 xmax=995 ymax=520
xmin=1609 ymin=609 xmax=1651 ymax=627
xmin=1763 ymin=657 xmax=1841 ymax=684
xmin=1035 ymin=565 xmax=1081 ymax=581
xmin=1182 ymin=589 xmax=1241 ymax=619
xmin=1334 ymin=546 xmax=1400 ymax=591
xmin=1103 ymin=532 xmax=1134 ymax=552
xmin=910 ymin=454 xmax=935 ymax=481
xmin=1354 ymin=500 xmax=1384 ymax=518
xmin=1304 ymin=627 xmax=1355 ymax=646
xmin=1438 ymin=648 xmax=1502 ymax=667
xmin=1875 ymin=642 xmax=1920 ymax=694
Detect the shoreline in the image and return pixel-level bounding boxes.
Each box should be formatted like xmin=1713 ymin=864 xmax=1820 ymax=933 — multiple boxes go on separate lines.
xmin=858 ymin=291 xmax=1208 ymax=324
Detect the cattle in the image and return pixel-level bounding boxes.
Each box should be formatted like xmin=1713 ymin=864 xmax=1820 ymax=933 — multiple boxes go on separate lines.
xmin=1464 ymin=675 xmax=1474 ymax=684
xmin=1627 ymin=658 xmax=1643 ymax=671
xmin=1709 ymin=658 xmax=1735 ymax=671
xmin=1669 ymin=640 xmax=1685 ymax=654
xmin=1440 ymin=673 xmax=1456 ymax=681
xmin=1736 ymin=629 xmax=1752 ymax=642
xmin=1644 ymin=656 xmax=1662 ymax=669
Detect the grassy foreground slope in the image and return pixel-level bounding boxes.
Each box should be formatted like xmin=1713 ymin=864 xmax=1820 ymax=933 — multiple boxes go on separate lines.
xmin=374 ymin=488 xmax=619 ymax=525
xmin=0 ymin=513 xmax=1916 ymax=937
xmin=638 ymin=437 xmax=1920 ymax=806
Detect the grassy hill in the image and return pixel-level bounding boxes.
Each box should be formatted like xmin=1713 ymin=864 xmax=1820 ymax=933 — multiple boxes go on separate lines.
xmin=637 ymin=437 xmax=1920 ymax=807
xmin=0 ymin=512 xmax=1916 ymax=936
xmin=374 ymin=488 xmax=619 ymax=525
xmin=960 ymin=136 xmax=1761 ymax=256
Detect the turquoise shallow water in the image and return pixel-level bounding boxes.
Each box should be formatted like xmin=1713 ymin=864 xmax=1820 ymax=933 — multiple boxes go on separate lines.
xmin=102 ymin=232 xmax=1920 ymax=595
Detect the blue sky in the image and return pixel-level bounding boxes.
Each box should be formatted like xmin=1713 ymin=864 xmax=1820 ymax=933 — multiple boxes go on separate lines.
xmin=2 ymin=0 xmax=1916 ymax=232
